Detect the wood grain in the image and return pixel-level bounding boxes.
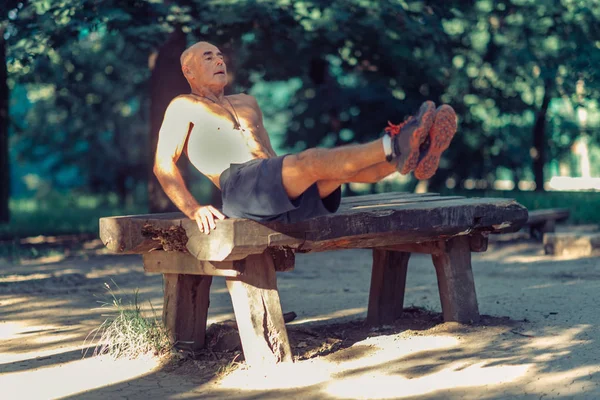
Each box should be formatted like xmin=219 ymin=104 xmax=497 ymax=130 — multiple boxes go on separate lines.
xmin=143 ymin=251 xmax=242 ymax=277
xmin=163 ymin=273 xmax=212 ymax=351
xmin=367 ymin=250 xmax=410 ymax=326
xmin=432 ymin=236 xmax=480 ymax=323
xmin=99 ymin=195 xmax=528 ymax=261
xmin=225 ymin=251 xmax=293 ymax=367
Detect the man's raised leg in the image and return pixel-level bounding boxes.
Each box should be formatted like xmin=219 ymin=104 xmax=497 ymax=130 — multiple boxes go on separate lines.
xmin=316 ymin=161 xmax=397 ymax=198
xmin=281 ymin=101 xmax=440 ymax=199
xmin=281 ymin=139 xmax=387 ymax=199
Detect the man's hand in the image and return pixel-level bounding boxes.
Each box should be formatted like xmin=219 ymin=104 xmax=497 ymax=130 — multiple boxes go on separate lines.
xmin=192 ymin=205 xmax=226 ymax=234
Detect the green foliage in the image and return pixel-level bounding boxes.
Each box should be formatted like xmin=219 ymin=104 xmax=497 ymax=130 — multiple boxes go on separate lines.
xmin=0 ymin=194 xmax=146 ymax=240
xmin=437 ymin=0 xmax=600 ymax=188
xmin=12 ymin=32 xmax=149 ymax=193
xmin=85 ymin=281 xmax=171 ymax=359
xmin=4 ymin=0 xmax=600 ymax=217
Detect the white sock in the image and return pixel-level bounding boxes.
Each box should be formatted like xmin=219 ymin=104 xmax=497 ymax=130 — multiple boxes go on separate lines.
xmin=382 ymin=134 xmax=394 ymax=161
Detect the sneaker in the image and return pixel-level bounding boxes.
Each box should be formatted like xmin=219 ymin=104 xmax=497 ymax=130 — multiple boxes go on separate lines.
xmin=385 ymin=100 xmax=436 ymax=174
xmin=414 ymin=104 xmax=457 ymax=180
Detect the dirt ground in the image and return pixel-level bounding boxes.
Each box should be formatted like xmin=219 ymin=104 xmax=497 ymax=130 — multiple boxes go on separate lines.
xmin=1 ymin=226 xmax=600 ymax=399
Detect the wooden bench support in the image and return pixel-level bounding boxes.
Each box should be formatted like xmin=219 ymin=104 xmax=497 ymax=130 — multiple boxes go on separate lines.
xmin=432 ymin=236 xmax=480 ymax=323
xmin=143 ymin=251 xmax=242 ymax=277
xmin=163 ymin=273 xmax=212 ymax=351
xmin=367 ymin=250 xmax=410 ymax=326
xmin=225 ymin=251 xmax=293 ymax=367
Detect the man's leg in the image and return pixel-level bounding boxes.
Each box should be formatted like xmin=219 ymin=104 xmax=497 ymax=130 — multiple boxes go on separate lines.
xmin=316 ymin=161 xmax=396 ymax=198
xmin=282 ymin=100 xmax=442 ymax=199
xmin=281 ymin=139 xmax=387 ymax=199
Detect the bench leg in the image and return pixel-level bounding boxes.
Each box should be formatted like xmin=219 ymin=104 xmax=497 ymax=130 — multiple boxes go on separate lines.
xmin=226 ymin=251 xmax=292 ymax=368
xmin=366 ymin=250 xmax=410 ymax=326
xmin=531 ymin=220 xmax=556 ymax=240
xmin=431 ymin=236 xmax=480 ymax=323
xmin=543 ymin=219 xmax=556 ymax=234
xmin=163 ymin=273 xmax=212 ymax=351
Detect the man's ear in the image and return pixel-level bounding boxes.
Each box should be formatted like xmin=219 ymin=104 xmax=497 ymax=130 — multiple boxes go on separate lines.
xmin=182 ymin=65 xmax=193 ymax=78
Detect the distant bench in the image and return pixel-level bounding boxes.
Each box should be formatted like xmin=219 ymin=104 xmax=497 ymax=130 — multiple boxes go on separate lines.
xmin=99 ymin=192 xmax=528 ymax=368
xmin=525 ymin=208 xmax=570 ymax=239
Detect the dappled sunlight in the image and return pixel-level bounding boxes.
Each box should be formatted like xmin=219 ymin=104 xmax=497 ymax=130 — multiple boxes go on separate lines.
xmin=522 ymin=325 xmax=591 ymax=352
xmin=1 ymin=353 xmax=160 ymax=400
xmin=0 ymin=342 xmax=89 ymax=366
xmin=0 ymin=272 xmax=54 ymax=283
xmin=0 ymin=321 xmax=93 ymax=356
xmin=0 ymin=321 xmax=87 ymax=365
xmin=501 ymin=252 xmax=600 ymax=264
xmin=289 ymin=307 xmax=366 ymax=325
xmin=325 ymin=361 xmax=532 ymax=399
xmin=0 ymin=295 xmax=30 ymax=307
xmin=19 ymin=253 xmax=67 ymax=265
xmin=331 ymin=335 xmax=459 ymax=372
xmin=210 ymin=286 xmax=229 ymax=295
xmin=532 ymin=350 xmax=570 ymax=363
xmin=217 ymin=358 xmax=332 ymax=390
xmin=525 ymin=283 xmax=557 ymax=290
xmin=210 ymin=318 xmax=600 ymax=399
xmin=217 ymin=335 xmax=461 ymax=391
xmin=85 ymin=265 xmax=145 ymax=279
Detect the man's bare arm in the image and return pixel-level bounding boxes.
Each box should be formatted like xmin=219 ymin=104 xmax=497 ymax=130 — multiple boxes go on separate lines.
xmin=153 ymin=97 xmax=198 ymax=217
xmin=153 ymin=97 xmax=225 ymax=232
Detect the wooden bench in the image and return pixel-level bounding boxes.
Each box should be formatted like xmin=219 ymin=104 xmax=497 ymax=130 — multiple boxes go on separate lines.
xmin=525 ymin=208 xmax=570 ymax=239
xmin=99 ymin=192 xmax=527 ymax=368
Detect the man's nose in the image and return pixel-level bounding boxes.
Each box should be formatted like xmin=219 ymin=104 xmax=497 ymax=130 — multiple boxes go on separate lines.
xmin=216 ymin=58 xmax=224 ymax=66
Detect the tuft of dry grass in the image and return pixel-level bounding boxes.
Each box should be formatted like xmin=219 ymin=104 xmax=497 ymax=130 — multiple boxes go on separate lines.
xmin=84 ymin=280 xmax=172 ymax=359
xmin=215 ymin=354 xmax=243 ymax=378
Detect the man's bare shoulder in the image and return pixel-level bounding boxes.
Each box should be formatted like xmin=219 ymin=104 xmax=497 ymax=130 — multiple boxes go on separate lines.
xmin=170 ymin=94 xmax=213 ymax=109
xmin=165 ymin=94 xmax=213 ymax=121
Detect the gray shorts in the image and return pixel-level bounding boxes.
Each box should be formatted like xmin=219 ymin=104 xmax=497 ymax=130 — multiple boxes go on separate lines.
xmin=219 ymin=155 xmax=341 ymax=223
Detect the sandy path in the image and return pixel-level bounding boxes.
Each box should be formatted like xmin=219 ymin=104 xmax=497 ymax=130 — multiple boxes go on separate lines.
xmin=1 ymin=234 xmax=600 ymax=399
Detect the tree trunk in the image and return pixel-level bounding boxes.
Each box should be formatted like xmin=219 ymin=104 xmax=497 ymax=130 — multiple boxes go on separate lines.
xmin=0 ymin=26 xmax=9 ymax=223
xmin=532 ymin=79 xmax=552 ymax=192
xmin=148 ymin=28 xmax=190 ymax=213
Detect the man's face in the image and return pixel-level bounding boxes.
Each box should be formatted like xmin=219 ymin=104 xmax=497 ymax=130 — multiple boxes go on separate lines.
xmin=188 ymin=43 xmax=227 ymax=87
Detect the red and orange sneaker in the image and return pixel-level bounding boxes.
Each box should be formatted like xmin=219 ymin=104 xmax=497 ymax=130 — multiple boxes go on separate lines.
xmin=385 ymin=100 xmax=436 ymax=174
xmin=414 ymin=104 xmax=457 ymax=180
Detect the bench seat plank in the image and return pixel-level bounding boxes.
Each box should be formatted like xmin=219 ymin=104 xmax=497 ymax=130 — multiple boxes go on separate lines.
xmin=338 ymin=196 xmax=465 ymax=211
xmin=340 ymin=192 xmax=441 ymax=205
xmin=525 ymin=208 xmax=570 ymax=239
xmin=526 ymin=208 xmax=570 ymax=225
xmin=100 ymin=195 xmax=528 ymax=261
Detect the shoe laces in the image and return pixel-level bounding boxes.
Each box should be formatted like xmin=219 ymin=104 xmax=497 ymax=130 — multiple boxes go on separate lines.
xmin=384 ymin=116 xmax=413 ymax=137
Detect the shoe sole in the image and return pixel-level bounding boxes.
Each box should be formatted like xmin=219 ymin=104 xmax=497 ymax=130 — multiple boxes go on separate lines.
xmin=399 ymin=100 xmax=436 ymax=174
xmin=414 ymin=105 xmax=457 ymax=180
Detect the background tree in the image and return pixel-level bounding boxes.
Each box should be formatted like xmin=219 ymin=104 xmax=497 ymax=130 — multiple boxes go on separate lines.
xmin=439 ymin=0 xmax=600 ymax=191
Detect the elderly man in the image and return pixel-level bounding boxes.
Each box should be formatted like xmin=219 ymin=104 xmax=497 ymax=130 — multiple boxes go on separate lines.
xmin=154 ymin=41 xmax=457 ymax=234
